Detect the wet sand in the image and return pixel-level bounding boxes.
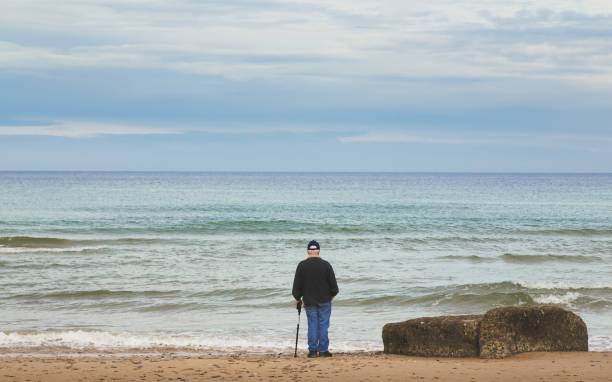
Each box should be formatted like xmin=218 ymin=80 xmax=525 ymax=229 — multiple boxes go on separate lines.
xmin=0 ymin=351 xmax=610 ymax=381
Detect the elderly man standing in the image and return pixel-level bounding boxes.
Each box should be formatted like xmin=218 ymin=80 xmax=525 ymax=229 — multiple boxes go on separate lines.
xmin=292 ymin=240 xmax=339 ymax=357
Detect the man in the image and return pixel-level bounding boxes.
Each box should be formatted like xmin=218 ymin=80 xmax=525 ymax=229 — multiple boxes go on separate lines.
xmin=292 ymin=240 xmax=339 ymax=358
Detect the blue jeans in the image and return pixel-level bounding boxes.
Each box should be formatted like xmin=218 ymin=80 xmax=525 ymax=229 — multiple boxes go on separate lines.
xmin=305 ymin=301 xmax=332 ymax=352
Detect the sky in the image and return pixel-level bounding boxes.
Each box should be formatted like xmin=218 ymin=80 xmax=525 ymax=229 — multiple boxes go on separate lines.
xmin=1 ymin=0 xmax=611 ymax=171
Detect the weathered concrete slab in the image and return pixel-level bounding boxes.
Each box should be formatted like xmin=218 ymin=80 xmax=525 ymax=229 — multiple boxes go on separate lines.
xmin=382 ymin=315 xmax=483 ymax=357
xmin=479 ymin=305 xmax=588 ymax=358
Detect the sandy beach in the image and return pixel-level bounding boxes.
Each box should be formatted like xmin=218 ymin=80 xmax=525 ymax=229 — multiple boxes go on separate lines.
xmin=0 ymin=351 xmax=610 ymax=382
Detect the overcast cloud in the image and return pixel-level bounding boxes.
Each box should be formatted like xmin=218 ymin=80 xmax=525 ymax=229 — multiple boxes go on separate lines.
xmin=3 ymin=1 xmax=612 ymax=80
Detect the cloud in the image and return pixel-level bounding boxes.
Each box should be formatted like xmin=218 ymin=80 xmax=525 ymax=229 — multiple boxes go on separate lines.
xmin=189 ymin=124 xmax=319 ymax=134
xmin=338 ymin=132 xmax=496 ymax=144
xmin=0 ymin=120 xmax=324 ymax=138
xmin=339 ymin=130 xmax=612 ymax=153
xmin=0 ymin=120 xmax=178 ymax=138
xmin=1 ymin=1 xmax=612 ymax=82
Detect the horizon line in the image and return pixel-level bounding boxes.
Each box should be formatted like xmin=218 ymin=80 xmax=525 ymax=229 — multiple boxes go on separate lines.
xmin=1 ymin=170 xmax=611 ymax=175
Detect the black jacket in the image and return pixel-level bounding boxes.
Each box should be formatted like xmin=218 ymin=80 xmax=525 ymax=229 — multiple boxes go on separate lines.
xmin=292 ymin=257 xmax=339 ymax=306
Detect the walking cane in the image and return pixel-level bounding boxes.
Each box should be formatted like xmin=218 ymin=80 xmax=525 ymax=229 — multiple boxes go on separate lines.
xmin=294 ymin=300 xmax=302 ymax=357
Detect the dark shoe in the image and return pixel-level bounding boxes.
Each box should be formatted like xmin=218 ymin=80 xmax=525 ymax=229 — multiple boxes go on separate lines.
xmin=307 ymin=350 xmax=318 ymax=358
xmin=318 ymin=351 xmax=332 ymax=357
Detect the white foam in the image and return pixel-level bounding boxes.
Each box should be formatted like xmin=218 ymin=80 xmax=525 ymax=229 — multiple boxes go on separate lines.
xmin=516 ymin=281 xmax=612 ymax=290
xmin=589 ymin=335 xmax=612 ymax=352
xmin=0 ymin=330 xmax=377 ymax=354
xmin=533 ymin=292 xmax=581 ymax=306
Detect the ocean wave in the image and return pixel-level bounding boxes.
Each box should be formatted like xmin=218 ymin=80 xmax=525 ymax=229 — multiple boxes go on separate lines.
xmin=83 ymin=221 xmax=407 ymax=235
xmin=336 ymin=281 xmax=612 ymax=311
xmin=26 ymin=226 xmax=612 ymax=240
xmin=188 ymin=287 xmax=284 ymax=299
xmin=515 ymin=281 xmax=612 ymax=290
xmin=501 ymin=253 xmax=602 ymax=263
xmin=4 ymin=288 xmax=289 ymax=307
xmin=338 ymin=276 xmax=390 ymax=284
xmin=6 ymin=289 xmax=181 ymax=300
xmin=46 ymin=222 xmax=591 ymax=239
xmin=4 ymin=282 xmax=610 ymax=312
xmin=436 ymin=280 xmax=612 ymax=293
xmin=0 ymin=236 xmax=161 ymax=249
xmin=429 ymin=236 xmax=516 ymax=243
xmin=0 ymin=329 xmax=608 ymax=354
xmin=0 ymin=236 xmax=74 ymax=248
xmin=440 ymin=255 xmax=494 ymax=262
xmin=589 ymin=335 xmax=612 ymax=352
xmin=0 ymin=246 xmax=110 ymax=254
xmin=136 ymin=303 xmax=200 ymax=312
xmin=0 ymin=330 xmax=376 ymax=354
xmin=1 ymin=263 xmax=71 ymax=269
xmin=529 ymin=292 xmax=612 ymax=311
xmin=518 ymin=228 xmax=612 ymax=236
xmin=532 ymin=292 xmax=582 ymax=305
xmin=338 ymin=291 xmax=536 ymax=308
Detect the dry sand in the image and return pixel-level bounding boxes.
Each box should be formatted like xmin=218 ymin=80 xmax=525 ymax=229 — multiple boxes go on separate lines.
xmin=0 ymin=351 xmax=610 ymax=382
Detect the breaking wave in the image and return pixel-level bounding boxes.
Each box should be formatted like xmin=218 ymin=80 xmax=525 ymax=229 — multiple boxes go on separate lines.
xmin=0 ymin=329 xmax=609 ymax=354
xmin=0 ymin=330 xmax=377 ymax=355
xmin=336 ymin=281 xmax=612 ymax=311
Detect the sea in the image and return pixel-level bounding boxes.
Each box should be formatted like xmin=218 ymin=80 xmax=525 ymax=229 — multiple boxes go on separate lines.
xmin=0 ymin=172 xmax=611 ymax=355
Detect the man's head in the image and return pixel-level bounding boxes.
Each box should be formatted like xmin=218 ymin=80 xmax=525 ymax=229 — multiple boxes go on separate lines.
xmin=307 ymin=240 xmax=320 ymax=256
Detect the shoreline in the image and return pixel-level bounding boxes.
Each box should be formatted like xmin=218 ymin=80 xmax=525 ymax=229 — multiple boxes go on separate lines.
xmin=2 ymin=348 xmax=612 ymax=358
xmin=0 ymin=351 xmax=610 ymax=381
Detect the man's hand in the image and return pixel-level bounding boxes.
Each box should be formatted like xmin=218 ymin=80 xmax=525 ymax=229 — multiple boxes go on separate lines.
xmin=295 ymin=300 xmax=302 ymax=305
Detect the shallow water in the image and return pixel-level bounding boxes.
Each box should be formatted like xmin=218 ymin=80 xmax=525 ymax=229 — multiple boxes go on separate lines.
xmin=0 ymin=172 xmax=611 ymax=353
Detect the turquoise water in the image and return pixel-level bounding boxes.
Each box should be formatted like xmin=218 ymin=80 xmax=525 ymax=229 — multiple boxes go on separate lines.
xmin=0 ymin=172 xmax=611 ymax=353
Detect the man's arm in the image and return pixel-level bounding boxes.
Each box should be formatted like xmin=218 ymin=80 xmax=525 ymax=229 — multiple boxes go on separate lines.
xmin=292 ymin=263 xmax=303 ymax=302
xmin=329 ymin=264 xmax=339 ymax=298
